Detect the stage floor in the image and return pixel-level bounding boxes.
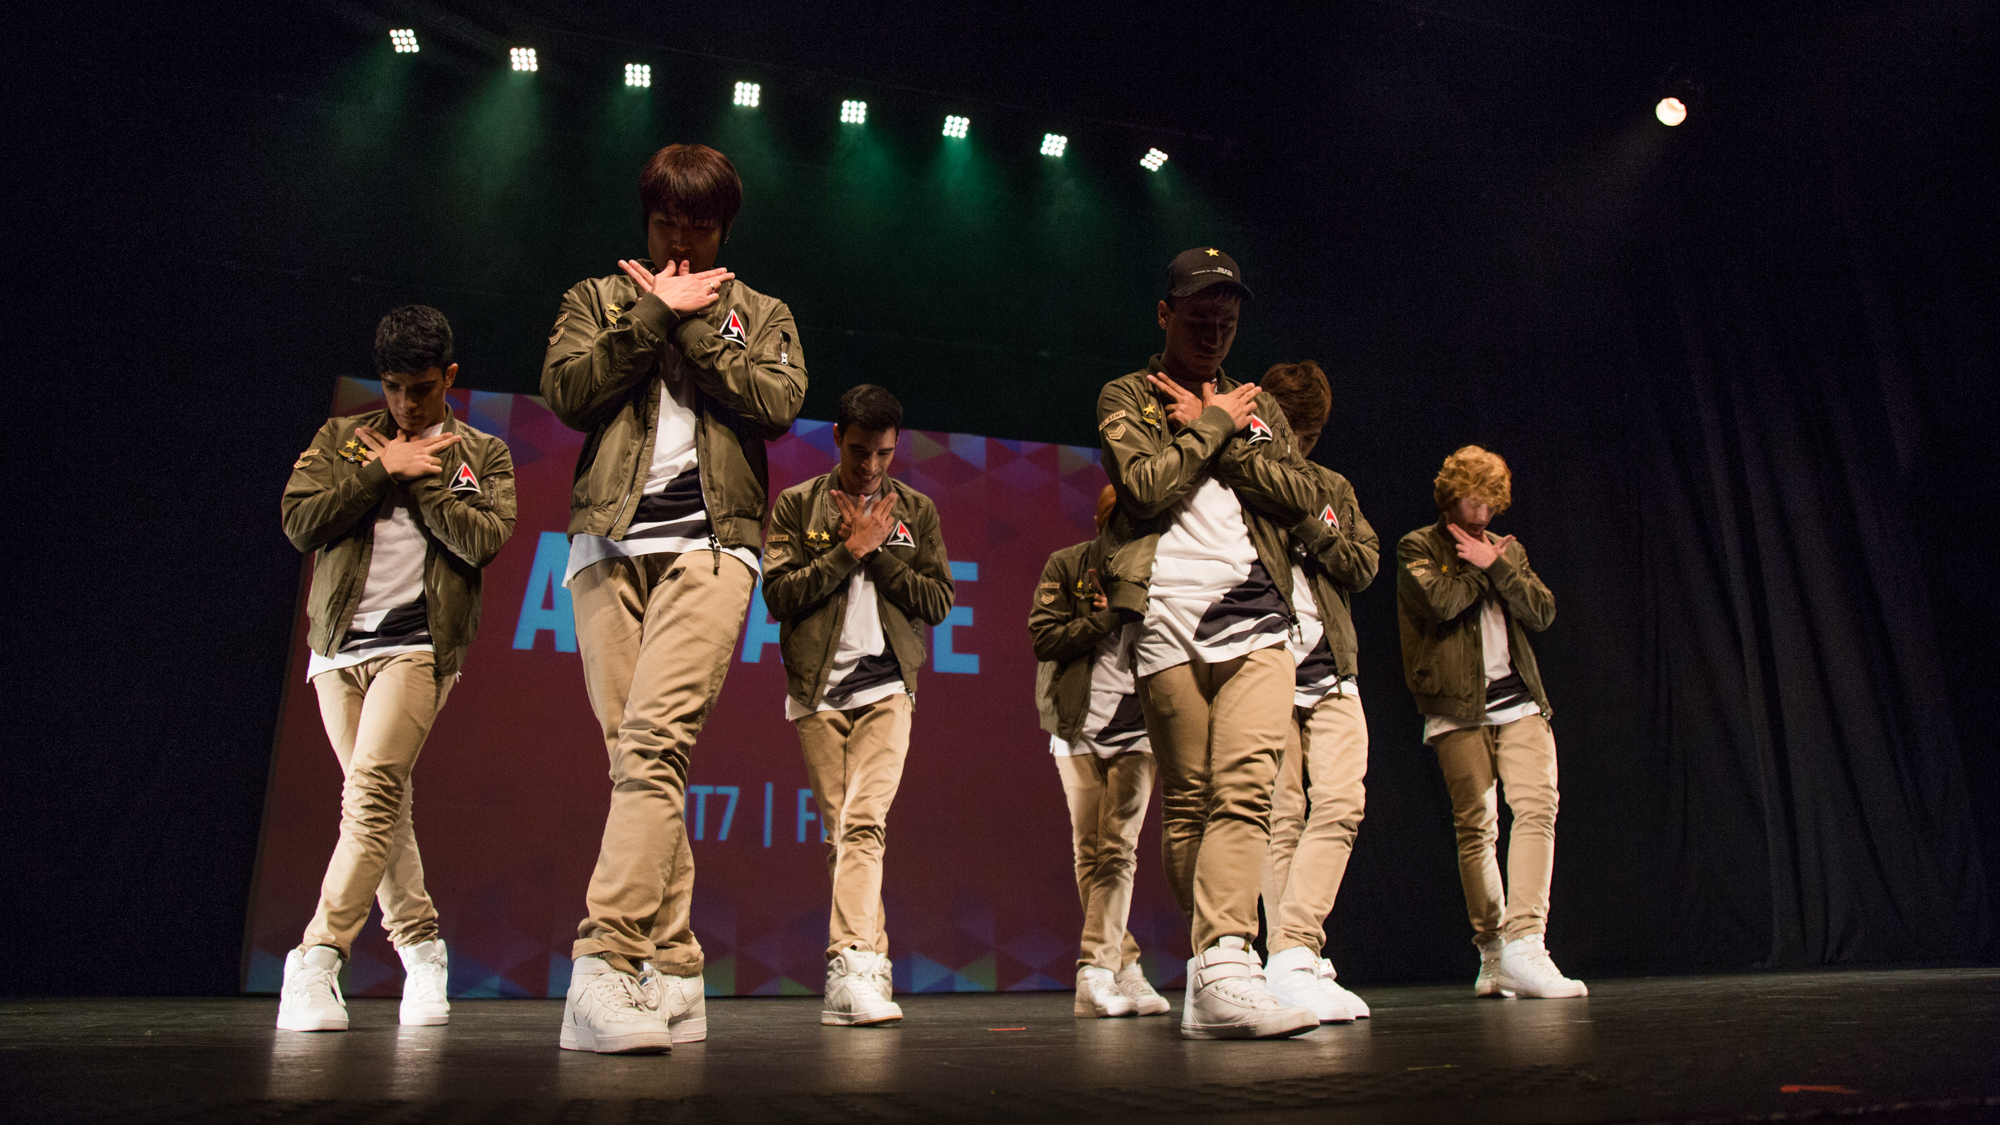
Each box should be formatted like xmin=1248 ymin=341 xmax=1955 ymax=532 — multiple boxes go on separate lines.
xmin=4 ymin=968 xmax=1997 ymax=1124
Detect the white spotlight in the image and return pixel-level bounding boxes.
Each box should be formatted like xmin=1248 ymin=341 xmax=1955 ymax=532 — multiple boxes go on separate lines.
xmin=942 ymin=115 xmax=969 ymax=139
xmin=1040 ymin=133 xmax=1068 ymax=157
xmin=840 ymin=99 xmax=867 ymax=124
xmin=510 ymin=47 xmax=537 ymax=73
xmin=389 ymin=29 xmax=419 ymax=54
xmin=1656 ymin=97 xmax=1687 ymax=126
xmin=1140 ymin=147 xmax=1169 ymax=171
xmin=734 ymin=81 xmax=761 ymax=108
xmin=625 ymin=64 xmax=651 ymax=89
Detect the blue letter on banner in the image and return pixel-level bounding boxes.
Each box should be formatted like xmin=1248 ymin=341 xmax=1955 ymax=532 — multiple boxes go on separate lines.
xmin=741 ymin=583 xmax=781 ymax=663
xmin=933 ymin=560 xmax=979 ymax=674
xmin=513 ymin=531 xmax=576 ymax=652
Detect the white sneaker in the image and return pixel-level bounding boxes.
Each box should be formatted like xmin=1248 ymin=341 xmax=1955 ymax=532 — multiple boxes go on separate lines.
xmin=1113 ymin=963 xmax=1172 ymax=1016
xmin=397 ymin=939 xmax=450 ymax=1026
xmin=1497 ymin=934 xmax=1588 ymax=999
xmin=559 ymin=956 xmax=673 ymax=1054
xmin=1474 ymin=935 xmax=1514 ymax=998
xmin=1263 ymin=946 xmax=1355 ymax=1024
xmin=1316 ymin=957 xmax=1369 ymax=1019
xmin=1182 ymin=937 xmax=1319 ymax=1040
xmin=277 ymin=946 xmax=348 ymax=1032
xmin=1179 ymin=954 xmax=1199 ymax=1035
xmin=822 ymin=948 xmax=903 ymax=1026
xmin=1074 ymin=966 xmax=1138 ymax=1018
xmin=640 ymin=966 xmax=708 ymax=1043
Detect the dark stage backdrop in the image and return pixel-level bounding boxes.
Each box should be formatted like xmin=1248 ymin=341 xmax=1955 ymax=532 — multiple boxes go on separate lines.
xmin=244 ymin=378 xmax=1162 ymax=997
xmin=7 ymin=1 xmax=1996 ymax=997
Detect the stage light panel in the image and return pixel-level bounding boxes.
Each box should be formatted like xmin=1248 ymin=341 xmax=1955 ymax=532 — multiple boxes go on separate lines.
xmin=1041 ymin=133 xmax=1068 ymax=157
xmin=942 ymin=115 xmax=969 ymax=138
xmin=1656 ymin=96 xmax=1688 ymax=126
xmin=389 ymin=29 xmax=419 ymax=54
xmin=840 ymin=99 xmax=867 ymax=124
xmin=1140 ymin=147 xmax=1169 ymax=171
xmin=734 ymin=81 xmax=761 ymax=108
xmin=510 ymin=47 xmax=537 ymax=73
xmin=625 ymin=63 xmax=651 ymax=88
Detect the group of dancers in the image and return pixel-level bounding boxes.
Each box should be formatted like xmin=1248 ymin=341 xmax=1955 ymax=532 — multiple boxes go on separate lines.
xmin=273 ymin=141 xmax=1585 ymax=1050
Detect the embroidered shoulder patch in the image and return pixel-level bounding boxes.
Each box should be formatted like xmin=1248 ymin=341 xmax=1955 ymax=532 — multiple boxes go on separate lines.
xmin=549 ymin=311 xmax=568 ymax=345
xmin=718 ymin=309 xmax=748 ymax=346
xmin=1098 ymin=410 xmax=1128 ymax=430
xmin=1246 ymin=414 xmax=1274 ymax=444
xmin=767 ymin=533 xmax=791 ymax=545
xmin=449 ymin=463 xmax=480 ymax=494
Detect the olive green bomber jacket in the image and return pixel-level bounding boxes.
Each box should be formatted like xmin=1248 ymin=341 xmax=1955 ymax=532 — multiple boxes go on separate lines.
xmin=281 ymin=410 xmax=517 ymax=680
xmin=761 ymin=473 xmax=956 ymax=712
xmin=1285 ymin=464 xmax=1379 ymax=679
xmin=1095 ymin=358 xmax=1322 ymax=619
xmin=540 ymin=271 xmax=806 ymax=551
xmin=1394 ymin=518 xmax=1556 ymax=723
xmin=1027 ymin=538 xmax=1123 ymax=742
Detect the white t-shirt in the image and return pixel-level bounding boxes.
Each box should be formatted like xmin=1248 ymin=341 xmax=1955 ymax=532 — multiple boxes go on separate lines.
xmin=1050 ymin=622 xmax=1151 ymax=759
xmin=786 ymin=546 xmax=907 ymax=721
xmin=1422 ymin=596 xmax=1540 ymax=742
xmin=307 ymin=422 xmax=442 ymax=681
xmin=1134 ymin=476 xmax=1292 ymax=676
xmin=566 ymin=377 xmax=759 ymax=585
xmin=1286 ymin=562 xmax=1358 ymax=708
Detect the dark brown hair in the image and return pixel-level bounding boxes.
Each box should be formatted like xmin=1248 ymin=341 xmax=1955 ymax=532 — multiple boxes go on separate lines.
xmin=1260 ymin=361 xmax=1331 ymax=436
xmin=638 ymin=144 xmax=743 ymax=233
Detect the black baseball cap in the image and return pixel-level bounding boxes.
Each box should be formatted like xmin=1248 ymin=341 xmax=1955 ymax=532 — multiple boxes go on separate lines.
xmin=1165 ymin=247 xmax=1253 ymax=300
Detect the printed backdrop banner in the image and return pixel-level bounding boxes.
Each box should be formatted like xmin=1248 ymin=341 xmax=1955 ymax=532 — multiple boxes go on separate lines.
xmin=245 ymin=379 xmax=1189 ymax=998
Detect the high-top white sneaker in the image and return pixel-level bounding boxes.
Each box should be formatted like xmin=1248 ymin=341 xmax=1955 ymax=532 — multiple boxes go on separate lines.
xmin=1474 ymin=935 xmax=1514 ymax=998
xmin=277 ymin=946 xmax=348 ymax=1032
xmin=1179 ymin=954 xmax=1199 ymax=1034
xmin=1263 ymin=946 xmax=1355 ymax=1024
xmin=1316 ymin=956 xmax=1370 ymax=1019
xmin=1497 ymin=934 xmax=1588 ymax=998
xmin=397 ymin=939 xmax=450 ymax=1026
xmin=1113 ymin=963 xmax=1171 ymax=1016
xmin=559 ymin=956 xmax=673 ymax=1054
xmin=822 ymin=948 xmax=903 ymax=1026
xmin=1074 ymin=966 xmax=1138 ymax=1018
xmin=640 ymin=966 xmax=708 ymax=1043
xmin=1182 ymin=937 xmax=1319 ymax=1040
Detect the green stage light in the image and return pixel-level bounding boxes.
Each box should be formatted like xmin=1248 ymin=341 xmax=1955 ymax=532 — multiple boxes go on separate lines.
xmin=625 ymin=63 xmax=651 ymax=88
xmin=942 ymin=115 xmax=969 ymax=138
xmin=389 ymin=29 xmax=418 ymax=54
xmin=840 ymin=99 xmax=867 ymax=124
xmin=510 ymin=47 xmax=537 ymax=73
xmin=1140 ymin=147 xmax=1168 ymax=171
xmin=734 ymin=81 xmax=761 ymax=107
xmin=1040 ymin=133 xmax=1068 ymax=157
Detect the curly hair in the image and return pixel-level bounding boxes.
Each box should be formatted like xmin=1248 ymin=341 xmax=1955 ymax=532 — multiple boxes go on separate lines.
xmin=1260 ymin=361 xmax=1331 ymax=436
xmin=374 ymin=305 xmax=453 ymax=376
xmin=1433 ymin=445 xmax=1513 ymax=513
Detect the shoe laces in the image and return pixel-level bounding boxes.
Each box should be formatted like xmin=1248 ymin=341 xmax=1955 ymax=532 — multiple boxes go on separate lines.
xmin=1201 ymin=973 xmax=1283 ymax=1009
xmin=587 ymin=969 xmax=653 ymax=1014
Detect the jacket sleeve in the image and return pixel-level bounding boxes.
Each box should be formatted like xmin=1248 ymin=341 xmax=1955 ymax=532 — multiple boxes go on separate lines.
xmin=1211 ymin=397 xmax=1318 ymax=525
xmin=761 ymin=488 xmax=859 ymax=623
xmin=671 ymin=299 xmax=806 ymax=439
xmin=407 ymin=439 xmax=518 ymax=568
xmin=281 ymin=422 xmax=393 ymax=553
xmin=1397 ymin=531 xmax=1487 ymax=625
xmin=1290 ymin=476 xmax=1379 ymax=593
xmin=869 ymin=497 xmax=955 ymax=627
xmin=540 ymin=284 xmax=661 ymax=434
xmin=1099 ymin=380 xmax=1235 ymax=519
xmin=1028 ymin=551 xmax=1120 ymax=663
xmin=1486 ymin=543 xmax=1557 ymax=631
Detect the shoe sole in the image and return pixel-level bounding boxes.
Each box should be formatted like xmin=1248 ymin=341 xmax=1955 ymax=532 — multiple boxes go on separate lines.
xmin=1074 ymin=999 xmax=1138 ymax=1018
xmin=821 ymin=1010 xmax=903 ymax=1026
xmin=559 ymin=1023 xmax=672 ymax=1054
xmin=399 ymin=1013 xmax=449 ymax=1026
xmin=1129 ymin=998 xmax=1172 ymax=1016
xmin=275 ymin=1016 xmax=348 ymax=1032
xmin=670 ymin=1015 xmax=707 ymax=1043
xmin=1498 ymin=980 xmax=1588 ymax=999
xmin=1181 ymin=1013 xmax=1320 ymax=1040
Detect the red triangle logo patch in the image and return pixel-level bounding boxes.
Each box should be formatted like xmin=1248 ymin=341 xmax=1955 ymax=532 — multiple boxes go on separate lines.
xmin=1246 ymin=414 xmax=1273 ymax=444
xmin=450 ymin=463 xmax=480 ymax=493
xmin=718 ymin=308 xmax=747 ymax=346
xmin=886 ymin=520 xmax=916 ymax=549
xmin=1320 ymin=503 xmax=1340 ymax=529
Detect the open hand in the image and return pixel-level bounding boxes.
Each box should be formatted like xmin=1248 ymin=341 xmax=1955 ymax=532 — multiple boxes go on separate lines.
xmin=357 ymin=426 xmax=459 ymax=481
xmin=1146 ymin=373 xmax=1204 ymax=428
xmin=1208 ymin=381 xmax=1261 ymax=431
xmin=1449 ymin=523 xmax=1515 ymax=570
xmin=1086 ymin=568 xmax=1109 ymax=613
xmin=617 ymin=259 xmax=736 ymax=317
xmin=832 ymin=491 xmax=896 ymax=558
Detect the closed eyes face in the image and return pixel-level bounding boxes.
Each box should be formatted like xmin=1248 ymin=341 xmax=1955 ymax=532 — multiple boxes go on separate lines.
xmin=647 ymin=212 xmax=723 ymax=273
xmin=380 ymin=365 xmax=456 ymax=436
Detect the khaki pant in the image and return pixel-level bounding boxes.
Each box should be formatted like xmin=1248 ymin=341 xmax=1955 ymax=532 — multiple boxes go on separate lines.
xmin=1260 ymin=692 xmax=1369 ymax=956
xmin=795 ymin=693 xmax=912 ymax=959
xmin=1056 ymin=750 xmax=1155 ymax=971
xmin=1433 ymin=714 xmax=1559 ymax=943
xmin=571 ymin=552 xmax=755 ymax=975
xmin=1139 ymin=645 xmax=1292 ymax=953
xmin=301 ymin=650 xmax=454 ymax=957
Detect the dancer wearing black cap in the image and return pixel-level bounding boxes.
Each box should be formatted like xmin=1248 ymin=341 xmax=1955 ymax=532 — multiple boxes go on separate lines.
xmin=1094 ymin=249 xmax=1325 ymax=1039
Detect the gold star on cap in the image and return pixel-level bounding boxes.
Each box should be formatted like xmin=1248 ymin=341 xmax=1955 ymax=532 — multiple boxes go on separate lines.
xmin=1204 ymin=248 xmax=1220 ymax=256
